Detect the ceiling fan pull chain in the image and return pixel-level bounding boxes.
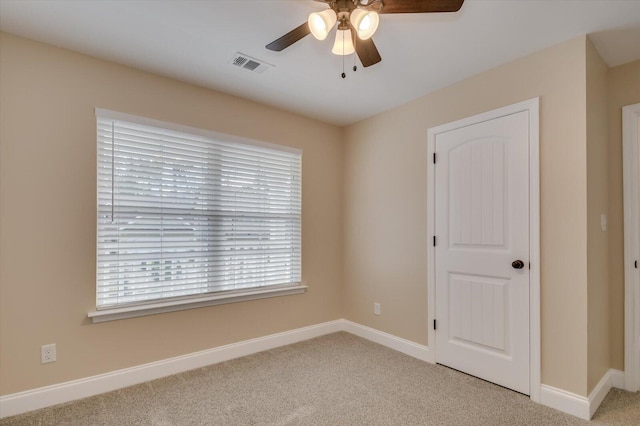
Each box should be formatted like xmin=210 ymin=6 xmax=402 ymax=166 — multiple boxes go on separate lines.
xmin=353 ymin=35 xmax=358 ymax=72
xmin=341 ymin=55 xmax=346 ymax=78
xmin=341 ymin=29 xmax=346 ymax=78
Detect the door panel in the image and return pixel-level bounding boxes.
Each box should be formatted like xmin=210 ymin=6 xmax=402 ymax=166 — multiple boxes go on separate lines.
xmin=450 ymin=141 xmax=507 ymax=248
xmin=449 ymin=273 xmax=508 ymax=353
xmin=435 ymin=111 xmax=530 ymax=394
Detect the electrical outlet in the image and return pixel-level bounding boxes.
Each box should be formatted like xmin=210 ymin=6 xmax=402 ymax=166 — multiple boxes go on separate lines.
xmin=374 ymin=302 xmax=381 ymax=316
xmin=41 ymin=344 xmax=56 ymax=364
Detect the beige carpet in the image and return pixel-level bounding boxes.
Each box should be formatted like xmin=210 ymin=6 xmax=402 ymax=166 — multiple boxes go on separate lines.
xmin=1 ymin=332 xmax=639 ymax=425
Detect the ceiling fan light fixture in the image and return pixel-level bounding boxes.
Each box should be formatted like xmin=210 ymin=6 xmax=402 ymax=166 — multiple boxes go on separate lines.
xmin=350 ymin=9 xmax=379 ymax=40
xmin=308 ymin=9 xmax=337 ymax=40
xmin=331 ymin=29 xmax=355 ymax=55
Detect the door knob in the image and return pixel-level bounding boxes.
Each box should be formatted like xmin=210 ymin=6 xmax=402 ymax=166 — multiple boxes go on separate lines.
xmin=512 ymin=260 xmax=525 ymax=269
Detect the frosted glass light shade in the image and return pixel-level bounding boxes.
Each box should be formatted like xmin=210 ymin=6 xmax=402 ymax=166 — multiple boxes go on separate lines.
xmin=350 ymin=9 xmax=379 ymax=40
xmin=331 ymin=29 xmax=355 ymax=55
xmin=308 ymin=9 xmax=337 ymax=40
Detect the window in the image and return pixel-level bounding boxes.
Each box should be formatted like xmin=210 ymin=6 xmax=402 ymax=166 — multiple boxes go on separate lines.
xmin=95 ymin=109 xmax=302 ymax=314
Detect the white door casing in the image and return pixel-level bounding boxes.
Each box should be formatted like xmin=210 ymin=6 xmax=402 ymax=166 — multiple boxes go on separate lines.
xmin=622 ymin=102 xmax=640 ymax=392
xmin=427 ymin=98 xmax=540 ymax=401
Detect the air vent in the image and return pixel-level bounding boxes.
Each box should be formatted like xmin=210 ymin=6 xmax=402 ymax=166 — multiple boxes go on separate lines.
xmin=229 ymin=52 xmax=273 ymax=74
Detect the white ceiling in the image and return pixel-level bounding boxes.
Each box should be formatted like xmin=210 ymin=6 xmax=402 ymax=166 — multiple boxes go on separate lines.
xmin=1 ymin=0 xmax=640 ymax=126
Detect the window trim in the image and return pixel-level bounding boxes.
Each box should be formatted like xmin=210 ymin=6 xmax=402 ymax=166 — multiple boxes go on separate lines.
xmin=91 ymin=108 xmax=304 ymax=321
xmin=88 ymin=284 xmax=308 ymax=323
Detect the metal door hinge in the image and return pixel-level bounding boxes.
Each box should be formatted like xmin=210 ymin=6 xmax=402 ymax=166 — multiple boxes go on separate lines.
xmin=433 ymin=236 xmax=437 ymax=246
xmin=433 ymin=153 xmax=437 ymax=164
xmin=433 ymin=319 xmax=437 ymax=330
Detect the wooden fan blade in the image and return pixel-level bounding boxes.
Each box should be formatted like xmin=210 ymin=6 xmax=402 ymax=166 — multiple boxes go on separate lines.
xmin=380 ymin=0 xmax=464 ymax=14
xmin=355 ymin=38 xmax=382 ymax=68
xmin=266 ymin=22 xmax=311 ymax=51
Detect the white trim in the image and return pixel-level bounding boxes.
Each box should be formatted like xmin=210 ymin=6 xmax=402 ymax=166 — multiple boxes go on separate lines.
xmin=94 ymin=108 xmax=302 ymax=155
xmin=0 ymin=319 xmax=434 ymax=419
xmin=0 ymin=318 xmax=619 ymax=421
xmin=622 ymin=102 xmax=640 ymax=392
xmin=426 ymin=122 xmax=437 ymax=371
xmin=88 ymin=285 xmax=308 ymax=323
xmin=426 ymin=98 xmax=541 ymax=401
xmin=540 ymin=385 xmax=590 ymax=420
xmin=528 ymin=98 xmax=541 ymax=403
xmin=588 ymin=369 xmax=623 ymax=418
xmin=0 ymin=320 xmax=342 ymax=419
xmin=610 ymin=368 xmax=626 ymax=389
xmin=539 ymin=368 xmax=625 ymax=420
xmin=341 ymin=320 xmax=434 ymax=363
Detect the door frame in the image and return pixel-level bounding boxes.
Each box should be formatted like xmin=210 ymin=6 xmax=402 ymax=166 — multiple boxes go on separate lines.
xmin=427 ymin=97 xmax=540 ymax=402
xmin=622 ymin=102 xmax=640 ymax=392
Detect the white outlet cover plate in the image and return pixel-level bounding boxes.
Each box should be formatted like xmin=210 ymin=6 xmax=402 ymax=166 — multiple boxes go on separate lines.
xmin=41 ymin=343 xmax=56 ymax=364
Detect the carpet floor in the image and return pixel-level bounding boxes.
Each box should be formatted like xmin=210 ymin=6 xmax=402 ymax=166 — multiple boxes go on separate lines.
xmin=1 ymin=332 xmax=639 ymax=425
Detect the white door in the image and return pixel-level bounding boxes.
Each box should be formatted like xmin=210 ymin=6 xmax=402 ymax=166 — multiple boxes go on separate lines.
xmin=434 ymin=111 xmax=530 ymax=394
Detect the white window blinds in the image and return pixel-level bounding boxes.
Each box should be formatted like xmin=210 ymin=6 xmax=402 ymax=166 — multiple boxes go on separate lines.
xmin=96 ymin=110 xmax=302 ymax=309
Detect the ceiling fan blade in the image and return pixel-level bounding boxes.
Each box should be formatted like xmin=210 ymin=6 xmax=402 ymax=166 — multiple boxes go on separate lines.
xmin=266 ymin=22 xmax=311 ymax=51
xmin=379 ymin=0 xmax=464 ymax=14
xmin=355 ymin=38 xmax=382 ymax=68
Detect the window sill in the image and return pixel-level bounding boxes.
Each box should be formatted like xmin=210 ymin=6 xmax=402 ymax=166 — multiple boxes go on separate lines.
xmin=88 ymin=285 xmax=308 ymax=323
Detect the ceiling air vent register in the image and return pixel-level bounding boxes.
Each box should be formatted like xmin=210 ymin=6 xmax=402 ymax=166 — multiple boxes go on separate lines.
xmin=229 ymin=53 xmax=273 ymax=74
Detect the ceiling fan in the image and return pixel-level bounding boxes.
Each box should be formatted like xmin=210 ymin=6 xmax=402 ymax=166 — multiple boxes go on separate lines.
xmin=266 ymin=0 xmax=465 ymax=69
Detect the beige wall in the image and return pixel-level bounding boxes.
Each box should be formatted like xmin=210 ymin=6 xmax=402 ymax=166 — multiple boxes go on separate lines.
xmin=0 ymin=33 xmax=344 ymax=395
xmin=344 ymin=36 xmax=591 ymax=395
xmin=607 ymin=59 xmax=640 ymax=371
xmin=1 ymin=28 xmax=634 ymax=402
xmin=585 ymin=38 xmax=610 ymax=393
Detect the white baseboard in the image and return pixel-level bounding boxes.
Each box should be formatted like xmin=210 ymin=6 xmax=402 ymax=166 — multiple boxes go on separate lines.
xmin=341 ymin=320 xmax=434 ymax=363
xmin=540 ymin=369 xmax=625 ymax=420
xmin=588 ymin=369 xmax=622 ymax=418
xmin=540 ymin=384 xmax=590 ymax=420
xmin=0 ymin=318 xmax=623 ymax=423
xmin=0 ymin=320 xmax=343 ymax=419
xmin=0 ymin=319 xmax=432 ymax=419
xmin=610 ymin=369 xmax=625 ymax=389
